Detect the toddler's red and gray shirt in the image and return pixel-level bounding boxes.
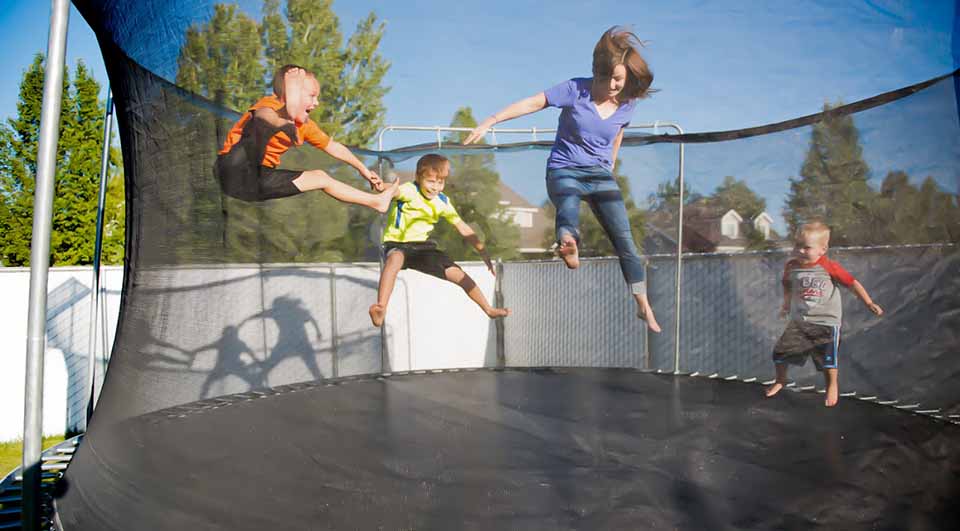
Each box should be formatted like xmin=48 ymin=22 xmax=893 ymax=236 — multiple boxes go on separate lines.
xmin=783 ymin=256 xmax=856 ymax=326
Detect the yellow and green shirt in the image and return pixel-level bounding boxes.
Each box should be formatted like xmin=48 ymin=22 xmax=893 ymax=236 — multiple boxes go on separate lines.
xmin=382 ymin=182 xmax=462 ymax=243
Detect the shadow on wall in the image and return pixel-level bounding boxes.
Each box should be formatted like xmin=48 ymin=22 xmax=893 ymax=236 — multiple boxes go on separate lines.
xmin=45 ymin=278 xmax=97 ymax=435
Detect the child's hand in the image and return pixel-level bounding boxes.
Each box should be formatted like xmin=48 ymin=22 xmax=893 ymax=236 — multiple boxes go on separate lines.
xmin=866 ymin=302 xmax=883 ymax=316
xmin=363 ymin=169 xmax=384 ymax=191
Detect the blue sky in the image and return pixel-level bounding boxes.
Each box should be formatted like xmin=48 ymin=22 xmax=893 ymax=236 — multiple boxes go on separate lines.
xmin=1 ymin=1 xmax=956 ymax=230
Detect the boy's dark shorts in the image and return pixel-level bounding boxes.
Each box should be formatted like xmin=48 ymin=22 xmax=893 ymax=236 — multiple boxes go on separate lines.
xmin=383 ymin=241 xmax=460 ymax=280
xmin=215 ymin=152 xmax=302 ymax=202
xmin=214 ymin=114 xmax=302 ymax=202
xmin=773 ymin=320 xmax=841 ymax=371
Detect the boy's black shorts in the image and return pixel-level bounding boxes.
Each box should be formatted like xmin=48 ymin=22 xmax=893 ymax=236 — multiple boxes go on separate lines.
xmin=772 ymin=320 xmax=841 ymax=371
xmin=215 ymin=114 xmax=302 ymax=202
xmin=383 ymin=241 xmax=460 ymax=280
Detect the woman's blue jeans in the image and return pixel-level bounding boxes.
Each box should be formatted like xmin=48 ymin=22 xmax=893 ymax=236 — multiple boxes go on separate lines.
xmin=546 ymin=165 xmax=646 ymax=294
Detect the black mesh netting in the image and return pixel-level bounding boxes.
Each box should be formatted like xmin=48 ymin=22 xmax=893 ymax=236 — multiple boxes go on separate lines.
xmin=52 ymin=1 xmax=960 ymax=529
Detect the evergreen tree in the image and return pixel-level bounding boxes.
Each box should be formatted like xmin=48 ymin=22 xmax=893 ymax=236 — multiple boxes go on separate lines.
xmin=783 ymin=103 xmax=876 ymax=246
xmin=0 ymin=55 xmax=123 ymax=266
xmin=431 ymin=107 xmax=520 ymax=261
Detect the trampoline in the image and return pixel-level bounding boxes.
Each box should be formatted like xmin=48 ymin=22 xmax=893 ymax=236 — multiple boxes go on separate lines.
xmin=12 ymin=1 xmax=957 ymax=530
xmin=54 ymin=369 xmax=960 ymax=529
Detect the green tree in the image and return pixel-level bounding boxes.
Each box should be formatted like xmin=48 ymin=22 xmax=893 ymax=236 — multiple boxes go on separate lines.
xmin=430 ymin=107 xmax=520 ymax=261
xmin=175 ymin=0 xmax=391 ymax=263
xmin=783 ymin=103 xmax=876 ymax=246
xmin=0 ymin=55 xmax=123 ymax=266
xmin=709 ymin=175 xmax=765 ymax=219
xmin=176 ymin=3 xmax=265 ymax=112
xmin=649 ymin=175 xmax=702 ymax=212
xmin=260 ymin=0 xmax=390 ymax=146
xmin=539 ymin=160 xmax=646 ymax=257
xmin=874 ymin=171 xmax=960 ymax=244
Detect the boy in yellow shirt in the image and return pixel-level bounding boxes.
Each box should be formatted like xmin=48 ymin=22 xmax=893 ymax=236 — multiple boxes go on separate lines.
xmin=368 ymin=154 xmax=510 ymax=327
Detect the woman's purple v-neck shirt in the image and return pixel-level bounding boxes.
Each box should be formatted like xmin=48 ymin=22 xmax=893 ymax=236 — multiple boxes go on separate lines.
xmin=543 ymin=77 xmax=637 ymax=171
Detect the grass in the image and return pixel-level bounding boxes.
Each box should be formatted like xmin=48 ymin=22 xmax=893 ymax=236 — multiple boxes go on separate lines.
xmin=0 ymin=435 xmax=67 ymax=479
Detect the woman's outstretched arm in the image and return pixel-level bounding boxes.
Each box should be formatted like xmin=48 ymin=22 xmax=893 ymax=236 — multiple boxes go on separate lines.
xmin=463 ymin=93 xmax=548 ymax=144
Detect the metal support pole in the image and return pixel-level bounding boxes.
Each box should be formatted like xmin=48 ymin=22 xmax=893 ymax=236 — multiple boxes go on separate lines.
xmin=23 ymin=1 xmax=69 ymax=529
xmin=86 ymin=88 xmax=113 ymax=426
xmin=329 ymin=265 xmax=339 ymax=378
xmin=494 ymin=259 xmax=505 ymax=368
xmin=672 ymin=135 xmax=686 ymax=374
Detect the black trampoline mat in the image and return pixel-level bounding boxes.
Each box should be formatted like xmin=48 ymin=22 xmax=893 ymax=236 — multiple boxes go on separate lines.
xmin=55 ymin=369 xmax=960 ymax=530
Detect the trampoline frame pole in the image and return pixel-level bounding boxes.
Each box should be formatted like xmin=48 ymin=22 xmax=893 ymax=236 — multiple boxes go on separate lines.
xmin=23 ymin=1 xmax=69 ymax=530
xmin=86 ymin=88 xmax=114 ymax=425
xmin=672 ymin=131 xmax=686 ymax=374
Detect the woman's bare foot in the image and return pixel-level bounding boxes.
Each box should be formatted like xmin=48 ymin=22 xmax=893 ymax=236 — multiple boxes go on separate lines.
xmin=284 ymin=68 xmax=309 ymax=124
xmin=557 ymin=237 xmax=579 ymax=269
xmin=372 ymin=180 xmax=400 ymax=213
xmin=486 ymin=307 xmax=510 ymax=319
xmin=825 ymin=382 xmax=839 ymax=407
xmin=765 ymin=382 xmax=785 ymax=397
xmin=368 ymin=303 xmax=386 ymax=327
xmin=637 ymin=306 xmax=662 ymax=333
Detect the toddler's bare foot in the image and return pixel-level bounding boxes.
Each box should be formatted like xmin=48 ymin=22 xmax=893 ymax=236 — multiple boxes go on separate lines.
xmin=486 ymin=307 xmax=510 ymax=319
xmin=368 ymin=303 xmax=386 ymax=327
xmin=765 ymin=382 xmax=785 ymax=398
xmin=637 ymin=306 xmax=662 ymax=333
xmin=557 ymin=237 xmax=579 ymax=269
xmin=373 ymin=180 xmax=400 ymax=213
xmin=284 ymin=68 xmax=309 ymax=124
xmin=825 ymin=383 xmax=839 ymax=407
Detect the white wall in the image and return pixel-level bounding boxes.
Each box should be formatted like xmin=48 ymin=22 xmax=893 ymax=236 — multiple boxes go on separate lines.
xmin=0 ymin=263 xmax=498 ymax=441
xmin=0 ymin=266 xmax=124 ymax=441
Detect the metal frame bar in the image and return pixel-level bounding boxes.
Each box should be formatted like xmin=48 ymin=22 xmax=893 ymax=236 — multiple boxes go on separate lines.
xmin=375 ymin=123 xmax=685 ymax=374
xmin=23 ymin=1 xmax=70 ymax=529
xmin=86 ymin=88 xmax=114 ymax=425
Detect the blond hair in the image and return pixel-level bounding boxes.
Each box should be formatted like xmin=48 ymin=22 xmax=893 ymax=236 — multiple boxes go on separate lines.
xmin=415 ymin=154 xmax=450 ymax=181
xmin=796 ymin=221 xmax=831 ymax=247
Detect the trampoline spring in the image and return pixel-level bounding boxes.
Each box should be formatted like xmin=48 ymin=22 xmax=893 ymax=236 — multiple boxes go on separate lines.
xmin=741 ymin=377 xmax=757 ymax=383
xmin=916 ymin=409 xmax=940 ymax=414
xmin=894 ymin=404 xmax=920 ymax=410
xmin=798 ymin=385 xmax=816 ymax=391
xmin=724 ymin=375 xmax=739 ymax=381
xmin=689 ymin=371 xmax=700 ymax=377
xmin=877 ymin=399 xmax=899 ymax=406
xmin=859 ymin=396 xmax=878 ymax=401
xmin=785 ymin=382 xmax=797 ymax=388
xmin=839 ymin=391 xmax=857 ymax=397
xmin=761 ymin=379 xmax=776 ymax=385
xmin=708 ymin=373 xmax=720 ymax=379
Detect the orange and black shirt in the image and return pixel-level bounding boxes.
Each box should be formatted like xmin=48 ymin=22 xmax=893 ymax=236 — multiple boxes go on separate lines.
xmin=219 ymin=95 xmax=331 ymax=168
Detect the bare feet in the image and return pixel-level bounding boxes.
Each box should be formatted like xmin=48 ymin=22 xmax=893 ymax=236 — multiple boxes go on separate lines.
xmin=637 ymin=306 xmax=662 ymax=333
xmin=557 ymin=237 xmax=579 ymax=269
xmin=284 ymin=68 xmax=309 ymax=124
xmin=765 ymin=381 xmax=785 ymax=398
xmin=825 ymin=383 xmax=839 ymax=407
xmin=368 ymin=303 xmax=386 ymax=327
xmin=373 ymin=180 xmax=400 ymax=213
xmin=486 ymin=307 xmax=510 ymax=319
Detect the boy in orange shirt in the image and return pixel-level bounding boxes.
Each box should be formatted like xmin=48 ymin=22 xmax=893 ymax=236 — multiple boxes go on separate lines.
xmin=216 ymin=65 xmax=396 ymax=210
